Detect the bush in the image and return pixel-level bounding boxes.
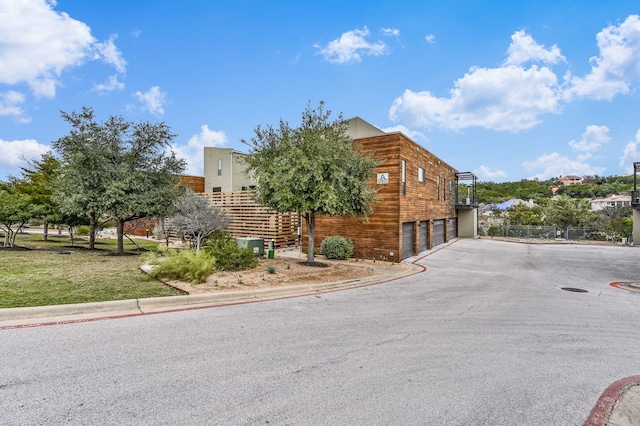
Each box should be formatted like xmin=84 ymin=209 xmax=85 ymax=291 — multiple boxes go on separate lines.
xmin=148 ymin=249 xmax=215 ymax=284
xmin=320 ymin=235 xmax=354 ymax=260
xmin=76 ymin=225 xmax=91 ymax=236
xmin=205 ymin=233 xmax=259 ymax=271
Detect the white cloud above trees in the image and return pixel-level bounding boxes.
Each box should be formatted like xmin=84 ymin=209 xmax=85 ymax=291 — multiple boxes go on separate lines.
xmin=133 ymin=86 xmax=167 ymax=116
xmin=389 ymin=15 xmax=640 ymax=136
xmin=619 ymin=129 xmax=640 ymax=172
xmin=564 ymin=15 xmax=640 ymax=101
xmin=315 ymin=27 xmax=389 ymax=64
xmin=174 ymin=125 xmax=228 ymax=175
xmin=0 ymin=139 xmax=50 ymax=170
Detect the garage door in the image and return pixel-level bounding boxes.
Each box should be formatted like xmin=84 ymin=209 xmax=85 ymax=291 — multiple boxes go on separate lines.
xmin=433 ymin=219 xmax=445 ymax=246
xmin=448 ymin=218 xmax=457 ymax=239
xmin=402 ymin=222 xmax=415 ymax=260
xmin=419 ymin=221 xmax=428 ymax=252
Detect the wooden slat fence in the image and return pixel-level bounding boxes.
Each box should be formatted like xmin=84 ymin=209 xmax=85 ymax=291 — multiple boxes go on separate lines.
xmin=200 ymin=191 xmax=300 ymax=249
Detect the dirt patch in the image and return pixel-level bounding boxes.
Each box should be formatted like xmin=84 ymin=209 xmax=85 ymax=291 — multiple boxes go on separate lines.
xmin=162 ymin=253 xmax=407 ymax=295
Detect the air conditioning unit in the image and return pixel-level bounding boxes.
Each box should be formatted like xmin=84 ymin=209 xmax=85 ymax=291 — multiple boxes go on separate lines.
xmin=236 ymin=237 xmax=264 ymax=256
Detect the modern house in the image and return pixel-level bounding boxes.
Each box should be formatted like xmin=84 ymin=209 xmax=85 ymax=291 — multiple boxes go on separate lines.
xmin=203 ymin=147 xmax=254 ymax=193
xmin=301 ymin=117 xmax=476 ymax=262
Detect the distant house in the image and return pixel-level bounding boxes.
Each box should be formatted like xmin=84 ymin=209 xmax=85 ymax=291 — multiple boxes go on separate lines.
xmin=559 ymin=175 xmax=583 ymax=186
xmin=590 ymin=194 xmax=632 ymax=211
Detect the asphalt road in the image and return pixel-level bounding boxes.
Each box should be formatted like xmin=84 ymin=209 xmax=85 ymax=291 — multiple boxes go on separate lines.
xmin=1 ymin=239 xmax=639 ymax=425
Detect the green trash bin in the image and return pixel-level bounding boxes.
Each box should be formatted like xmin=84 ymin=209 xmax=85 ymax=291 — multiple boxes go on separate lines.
xmin=268 ymin=249 xmax=275 ymax=259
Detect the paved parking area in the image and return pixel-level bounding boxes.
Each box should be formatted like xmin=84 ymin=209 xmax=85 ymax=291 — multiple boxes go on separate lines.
xmin=1 ymin=239 xmax=638 ymax=425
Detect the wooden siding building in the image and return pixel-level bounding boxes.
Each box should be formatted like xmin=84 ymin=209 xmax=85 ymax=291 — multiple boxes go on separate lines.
xmin=302 ymin=117 xmax=459 ymax=262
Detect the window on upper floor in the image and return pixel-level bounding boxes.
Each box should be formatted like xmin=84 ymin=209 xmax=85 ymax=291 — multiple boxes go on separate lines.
xmin=418 ymin=167 xmax=425 ymax=183
xmin=217 ymin=159 xmax=222 ymax=176
xmin=401 ymin=160 xmax=406 ymax=195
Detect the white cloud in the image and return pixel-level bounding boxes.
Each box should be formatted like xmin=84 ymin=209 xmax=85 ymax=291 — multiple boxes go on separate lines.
xmin=381 ymin=28 xmax=400 ymax=37
xmin=565 ymin=15 xmax=640 ymax=101
xmin=314 ymin=27 xmax=388 ymax=64
xmin=475 ymin=165 xmax=507 ymax=180
xmin=133 ymin=86 xmax=166 ymax=115
xmin=568 ymin=125 xmax=610 ymax=152
xmin=95 ymin=34 xmax=126 ymax=73
xmin=522 ymin=152 xmax=605 ymax=180
xmin=0 ymin=139 xmax=50 ymax=169
xmin=425 ymin=34 xmax=436 ymax=44
xmin=174 ymin=125 xmax=228 ymax=175
xmin=0 ymin=0 xmax=125 ymax=98
xmin=381 ymin=124 xmax=426 ymax=141
xmin=92 ymin=75 xmax=124 ymax=93
xmin=504 ymin=30 xmax=565 ymax=66
xmin=390 ymin=63 xmax=561 ymax=132
xmin=619 ymin=129 xmax=640 ymax=171
xmin=0 ymin=91 xmax=30 ymax=122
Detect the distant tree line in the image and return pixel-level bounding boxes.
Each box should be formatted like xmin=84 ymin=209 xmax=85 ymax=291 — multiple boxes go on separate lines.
xmin=477 ymin=176 xmax=634 ymax=204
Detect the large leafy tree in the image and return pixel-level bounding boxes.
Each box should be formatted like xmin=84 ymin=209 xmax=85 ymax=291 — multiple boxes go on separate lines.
xmin=242 ymin=102 xmax=379 ymax=263
xmin=543 ymin=196 xmax=594 ymax=231
xmin=53 ymin=107 xmax=186 ymax=254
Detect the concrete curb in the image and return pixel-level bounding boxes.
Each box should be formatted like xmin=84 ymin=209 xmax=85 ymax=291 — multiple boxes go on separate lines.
xmin=0 ymin=263 xmax=423 ymax=329
xmin=583 ymin=375 xmax=640 ymax=426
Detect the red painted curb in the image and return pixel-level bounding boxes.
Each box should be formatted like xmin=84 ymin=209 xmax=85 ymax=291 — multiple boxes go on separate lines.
xmin=610 ymin=282 xmax=640 ymax=293
xmin=583 ymin=375 xmax=640 ymax=426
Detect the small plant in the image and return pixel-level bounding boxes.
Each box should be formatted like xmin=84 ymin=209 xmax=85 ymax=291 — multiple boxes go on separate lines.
xmin=205 ymin=233 xmax=259 ymax=271
xmin=379 ymin=255 xmax=388 ymax=262
xmin=147 ymin=249 xmax=215 ymax=284
xmin=285 ymin=263 xmax=290 ymax=270
xmin=266 ymin=264 xmax=277 ymax=274
xmin=237 ymin=274 xmax=244 ymax=285
xmin=320 ymin=235 xmax=354 ymax=260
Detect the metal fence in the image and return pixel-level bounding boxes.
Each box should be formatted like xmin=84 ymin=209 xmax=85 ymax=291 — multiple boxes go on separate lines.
xmin=479 ymin=224 xmax=609 ymax=241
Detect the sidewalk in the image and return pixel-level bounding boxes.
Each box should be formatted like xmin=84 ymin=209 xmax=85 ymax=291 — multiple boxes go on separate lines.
xmin=583 ymin=376 xmax=640 ymax=426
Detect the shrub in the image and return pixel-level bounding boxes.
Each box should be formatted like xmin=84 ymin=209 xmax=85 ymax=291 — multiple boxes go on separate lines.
xmin=205 ymin=233 xmax=259 ymax=271
xmin=76 ymin=225 xmax=91 ymax=236
xmin=266 ymin=264 xmax=276 ymax=274
xmin=320 ymin=235 xmax=354 ymax=260
xmin=148 ymin=249 xmax=215 ymax=284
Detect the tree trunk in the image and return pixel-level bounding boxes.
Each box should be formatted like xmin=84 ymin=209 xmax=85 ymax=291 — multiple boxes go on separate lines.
xmin=306 ymin=212 xmax=315 ymax=263
xmin=116 ymin=218 xmax=125 ymax=254
xmin=69 ymin=226 xmax=75 ymax=247
xmin=43 ymin=220 xmax=49 ymax=242
xmin=89 ymin=212 xmax=97 ymax=250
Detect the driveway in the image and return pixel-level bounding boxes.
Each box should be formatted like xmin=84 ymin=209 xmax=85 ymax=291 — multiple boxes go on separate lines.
xmin=1 ymin=239 xmax=638 ymax=425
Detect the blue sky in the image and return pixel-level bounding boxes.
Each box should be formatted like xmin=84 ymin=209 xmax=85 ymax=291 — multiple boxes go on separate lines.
xmin=2 ymin=0 xmax=640 ymax=183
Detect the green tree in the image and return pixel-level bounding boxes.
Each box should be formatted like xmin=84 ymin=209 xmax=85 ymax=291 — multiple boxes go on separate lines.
xmin=13 ymin=152 xmax=62 ymax=241
xmin=242 ymin=102 xmax=379 ymax=263
xmin=53 ymin=107 xmax=186 ymax=254
xmin=506 ymin=203 xmax=543 ymax=225
xmin=0 ymin=180 xmax=36 ymax=247
xmin=543 ymin=196 xmax=594 ymax=231
xmin=593 ymin=205 xmax=632 ymax=241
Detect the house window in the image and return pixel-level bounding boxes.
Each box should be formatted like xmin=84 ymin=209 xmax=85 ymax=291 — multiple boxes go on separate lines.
xmin=217 ymin=159 xmax=222 ymax=176
xmin=418 ymin=167 xmax=425 ymax=183
xmin=211 ymin=187 xmax=221 ymax=192
xmin=437 ymin=176 xmax=440 ymax=200
xmin=401 ymin=160 xmax=406 ymax=195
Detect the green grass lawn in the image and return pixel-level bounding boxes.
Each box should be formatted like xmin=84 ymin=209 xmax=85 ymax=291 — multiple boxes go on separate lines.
xmin=0 ymin=233 xmax=183 ymax=308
